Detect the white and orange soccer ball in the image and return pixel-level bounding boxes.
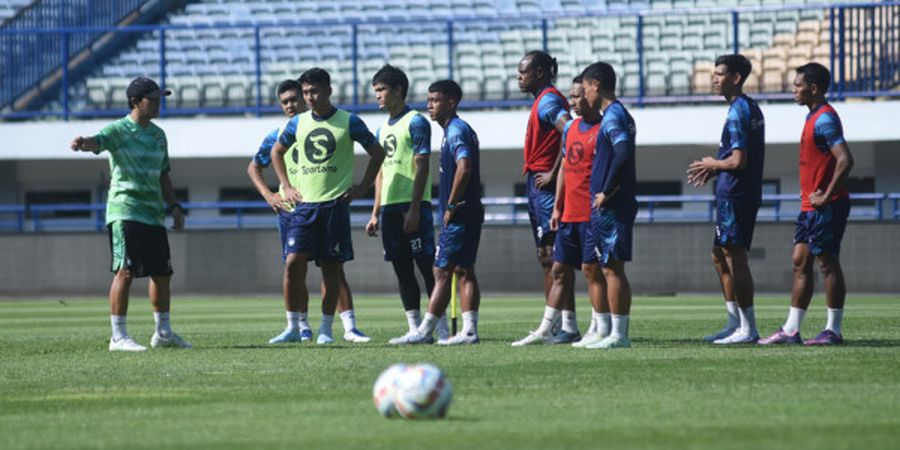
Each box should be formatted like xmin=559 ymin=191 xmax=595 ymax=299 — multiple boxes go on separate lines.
xmin=373 ymin=364 xmax=408 ymax=418
xmin=393 ymin=363 xmax=453 ymax=420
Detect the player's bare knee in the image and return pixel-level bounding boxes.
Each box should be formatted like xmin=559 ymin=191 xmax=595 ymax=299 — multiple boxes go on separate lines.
xmin=114 ymin=268 xmax=134 ymax=283
xmin=816 ymin=254 xmax=840 ymax=276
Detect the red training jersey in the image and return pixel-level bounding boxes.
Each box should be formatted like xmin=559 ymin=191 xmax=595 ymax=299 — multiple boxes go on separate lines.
xmin=799 ymin=103 xmax=848 ymax=212
xmin=523 ymin=86 xmax=569 ymax=174
xmin=561 ymin=118 xmax=599 ymax=223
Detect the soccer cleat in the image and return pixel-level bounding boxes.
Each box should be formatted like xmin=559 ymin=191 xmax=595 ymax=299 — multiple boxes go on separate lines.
xmin=316 ymin=333 xmax=335 ymax=345
xmin=109 ymin=336 xmax=147 ymax=352
xmin=712 ymin=329 xmax=759 ymax=345
xmin=549 ymin=330 xmax=581 ymax=345
xmin=704 ymin=326 xmax=738 ymax=343
xmin=438 ymin=332 xmax=480 ymax=345
xmin=150 ymin=331 xmax=192 ymax=349
xmin=758 ymin=328 xmax=803 ymax=345
xmin=343 ymin=328 xmax=371 ymax=343
xmin=511 ymin=330 xmax=551 ymax=347
xmin=585 ymin=335 xmax=631 ymax=349
xmin=299 ymin=329 xmax=313 ymax=342
xmin=804 ymin=329 xmax=844 ymax=346
xmin=388 ymin=331 xmax=434 ymax=345
xmin=268 ymin=328 xmax=303 ymax=344
xmin=571 ymin=331 xmax=604 ymax=348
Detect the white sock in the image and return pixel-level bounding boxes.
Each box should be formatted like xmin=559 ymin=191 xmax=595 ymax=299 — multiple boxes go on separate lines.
xmin=286 ymin=311 xmax=301 ymax=331
xmin=826 ymin=308 xmax=844 ymax=335
xmin=297 ymin=312 xmax=310 ymax=331
xmin=536 ymin=306 xmax=560 ymax=335
xmin=738 ymin=306 xmax=757 ymax=335
xmin=111 ymin=315 xmax=127 ymax=340
xmin=561 ymin=309 xmax=578 ymax=334
xmin=418 ymin=312 xmax=438 ymax=336
xmin=405 ymin=309 xmax=421 ymax=332
xmin=783 ymin=307 xmax=806 ymax=334
xmin=586 ymin=314 xmax=598 ymax=334
xmin=436 ymin=314 xmax=449 ymax=335
xmin=596 ymin=312 xmax=612 ymax=337
xmin=153 ymin=311 xmax=171 ymax=335
xmin=462 ymin=311 xmax=478 ymax=335
xmin=725 ymin=301 xmax=740 ymax=329
xmin=319 ymin=314 xmax=334 ymax=337
xmin=611 ymin=314 xmax=629 ymax=339
xmin=339 ymin=310 xmax=356 ymax=333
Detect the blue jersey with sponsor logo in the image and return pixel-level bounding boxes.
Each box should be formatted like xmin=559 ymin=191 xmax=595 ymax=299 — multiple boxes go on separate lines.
xmin=590 ymin=101 xmax=637 ymax=210
xmin=439 ymin=116 xmax=482 ymax=218
xmin=715 ymin=94 xmax=765 ymax=203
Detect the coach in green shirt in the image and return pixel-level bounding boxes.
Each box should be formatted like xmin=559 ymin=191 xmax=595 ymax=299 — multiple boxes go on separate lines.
xmin=70 ymin=77 xmax=191 ymax=352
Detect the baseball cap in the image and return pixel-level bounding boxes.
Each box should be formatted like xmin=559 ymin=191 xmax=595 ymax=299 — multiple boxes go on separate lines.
xmin=126 ymin=77 xmax=172 ymax=99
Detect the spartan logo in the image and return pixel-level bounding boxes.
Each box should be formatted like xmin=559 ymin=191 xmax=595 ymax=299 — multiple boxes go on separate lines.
xmin=384 ymin=134 xmax=398 ymax=158
xmin=567 ymin=141 xmax=585 ymax=165
xmin=304 ymin=128 xmax=337 ymax=164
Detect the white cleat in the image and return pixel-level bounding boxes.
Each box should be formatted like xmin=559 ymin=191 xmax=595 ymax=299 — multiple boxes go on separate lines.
xmin=712 ymin=329 xmax=759 ymax=345
xmin=150 ymin=331 xmax=192 ymax=349
xmin=342 ymin=328 xmax=371 ymax=343
xmin=438 ymin=331 xmax=480 ymax=345
xmin=511 ymin=330 xmax=551 ymax=347
xmin=571 ymin=331 xmax=605 ymax=348
xmin=388 ymin=331 xmax=434 ymax=345
xmin=316 ymin=333 xmax=335 ymax=345
xmin=389 ymin=331 xmax=435 ymax=345
xmin=109 ymin=336 xmax=147 ymax=352
xmin=704 ymin=326 xmax=738 ymax=343
xmin=585 ymin=335 xmax=631 ymax=349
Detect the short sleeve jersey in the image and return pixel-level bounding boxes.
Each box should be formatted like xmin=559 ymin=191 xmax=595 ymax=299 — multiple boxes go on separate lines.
xmin=375 ymin=106 xmax=432 ymax=208
xmin=561 ymin=117 xmax=600 ymax=222
xmin=440 ymin=116 xmax=482 ymax=217
xmin=715 ymin=94 xmax=766 ymax=203
xmin=95 ymin=115 xmax=170 ymax=226
xmin=799 ymin=103 xmax=848 ymax=211
xmin=590 ymin=101 xmax=637 ymax=210
xmin=253 ymin=127 xmax=282 ymax=168
xmin=278 ymin=108 xmax=376 ymax=203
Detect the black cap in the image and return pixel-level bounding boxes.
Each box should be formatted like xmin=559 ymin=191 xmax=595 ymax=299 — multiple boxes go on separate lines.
xmin=126 ymin=77 xmax=172 ymax=99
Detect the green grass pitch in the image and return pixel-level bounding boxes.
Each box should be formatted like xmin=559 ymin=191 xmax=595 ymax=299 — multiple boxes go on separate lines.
xmin=2 ymin=295 xmax=899 ymax=450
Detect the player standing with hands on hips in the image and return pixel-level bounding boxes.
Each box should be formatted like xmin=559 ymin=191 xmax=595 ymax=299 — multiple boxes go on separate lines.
xmin=70 ymin=77 xmax=191 ymax=352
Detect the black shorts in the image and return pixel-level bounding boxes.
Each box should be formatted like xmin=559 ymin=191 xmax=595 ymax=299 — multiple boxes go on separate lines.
xmin=108 ymin=220 xmax=173 ymax=277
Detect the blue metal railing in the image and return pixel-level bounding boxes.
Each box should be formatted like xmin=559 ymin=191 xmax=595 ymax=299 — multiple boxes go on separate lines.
xmin=1 ymin=2 xmax=899 ymax=119
xmin=2 ymin=193 xmax=894 ymax=233
xmin=0 ymin=0 xmax=148 ymax=112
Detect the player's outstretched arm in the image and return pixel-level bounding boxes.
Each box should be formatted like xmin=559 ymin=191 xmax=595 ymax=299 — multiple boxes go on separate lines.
xmin=70 ymin=136 xmax=100 ymax=154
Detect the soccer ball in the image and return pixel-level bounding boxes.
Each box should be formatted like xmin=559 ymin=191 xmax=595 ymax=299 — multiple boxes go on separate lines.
xmin=373 ymin=364 xmax=408 ymax=417
xmin=393 ymin=363 xmax=453 ymax=420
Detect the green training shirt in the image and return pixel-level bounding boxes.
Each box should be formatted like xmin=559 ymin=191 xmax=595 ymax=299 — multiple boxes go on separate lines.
xmin=378 ymin=109 xmax=432 ymax=206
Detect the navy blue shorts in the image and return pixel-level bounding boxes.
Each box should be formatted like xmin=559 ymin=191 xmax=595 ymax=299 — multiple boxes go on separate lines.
xmin=585 ymin=206 xmax=636 ymax=265
xmin=794 ymin=197 xmax=850 ymax=256
xmin=553 ymin=221 xmax=595 ymax=267
xmin=526 ymin=171 xmax=556 ymax=247
xmin=380 ymin=202 xmax=435 ymax=262
xmin=435 ymin=209 xmax=484 ymax=270
xmin=278 ymin=199 xmax=353 ymax=264
xmin=714 ymin=199 xmax=759 ymax=250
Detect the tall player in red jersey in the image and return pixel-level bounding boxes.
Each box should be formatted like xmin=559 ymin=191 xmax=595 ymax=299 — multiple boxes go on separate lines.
xmin=760 ymin=63 xmax=854 ymax=346
xmin=516 ymin=50 xmax=578 ymax=343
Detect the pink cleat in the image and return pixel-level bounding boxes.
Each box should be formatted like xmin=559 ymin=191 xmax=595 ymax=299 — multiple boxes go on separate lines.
xmin=803 ymin=329 xmax=844 ymax=346
xmin=757 ymin=328 xmax=803 ymax=345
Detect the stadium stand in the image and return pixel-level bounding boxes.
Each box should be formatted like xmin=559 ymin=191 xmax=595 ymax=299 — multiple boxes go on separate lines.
xmin=1 ymin=0 xmax=895 ymax=115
